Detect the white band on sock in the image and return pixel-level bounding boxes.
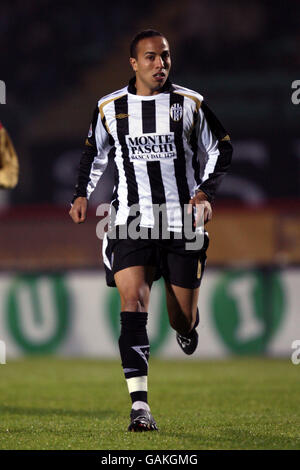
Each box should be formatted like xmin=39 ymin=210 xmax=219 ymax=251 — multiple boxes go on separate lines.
xmin=126 ymin=376 xmax=148 ymax=394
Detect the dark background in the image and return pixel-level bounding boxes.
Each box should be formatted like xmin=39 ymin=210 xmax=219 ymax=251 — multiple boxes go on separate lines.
xmin=0 ymin=0 xmax=299 ymax=208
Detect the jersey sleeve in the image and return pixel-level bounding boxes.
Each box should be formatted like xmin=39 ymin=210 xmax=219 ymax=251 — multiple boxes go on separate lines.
xmin=72 ymin=105 xmax=113 ymax=203
xmin=195 ymin=101 xmax=233 ymax=202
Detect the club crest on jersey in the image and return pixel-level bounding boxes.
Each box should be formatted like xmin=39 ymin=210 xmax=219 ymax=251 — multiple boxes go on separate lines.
xmin=170 ymin=103 xmax=183 ymax=121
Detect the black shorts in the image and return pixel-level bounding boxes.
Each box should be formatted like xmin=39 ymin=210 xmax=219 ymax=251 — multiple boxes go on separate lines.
xmin=102 ymin=228 xmax=209 ymax=289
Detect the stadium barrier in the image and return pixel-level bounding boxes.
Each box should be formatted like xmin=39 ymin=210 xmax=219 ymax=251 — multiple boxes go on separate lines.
xmin=0 ymin=268 xmax=297 ymax=359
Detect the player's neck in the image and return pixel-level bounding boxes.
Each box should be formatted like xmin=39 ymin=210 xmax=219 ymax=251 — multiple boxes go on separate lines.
xmin=135 ymin=78 xmax=162 ymax=96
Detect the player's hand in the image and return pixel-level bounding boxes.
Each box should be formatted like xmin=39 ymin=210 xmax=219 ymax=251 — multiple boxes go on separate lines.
xmin=187 ymin=190 xmax=212 ymax=227
xmin=69 ymin=197 xmax=88 ymax=224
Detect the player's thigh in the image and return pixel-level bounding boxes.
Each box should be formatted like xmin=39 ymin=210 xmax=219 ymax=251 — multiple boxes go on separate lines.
xmin=161 ymin=236 xmax=208 ymax=322
xmin=164 ymin=281 xmax=199 ymax=325
xmin=114 ymin=265 xmax=156 ymax=312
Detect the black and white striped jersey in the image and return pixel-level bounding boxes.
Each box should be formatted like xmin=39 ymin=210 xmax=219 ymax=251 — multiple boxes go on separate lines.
xmin=73 ymin=77 xmax=232 ymax=231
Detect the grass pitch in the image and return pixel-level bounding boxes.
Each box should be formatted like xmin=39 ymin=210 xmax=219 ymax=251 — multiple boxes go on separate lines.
xmin=0 ymin=357 xmax=299 ymax=450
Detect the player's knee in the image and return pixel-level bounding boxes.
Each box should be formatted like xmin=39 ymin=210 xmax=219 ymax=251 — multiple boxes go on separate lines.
xmin=122 ymin=294 xmax=148 ymax=312
xmin=123 ymin=297 xmax=142 ymax=312
xmin=121 ymin=285 xmax=150 ymax=312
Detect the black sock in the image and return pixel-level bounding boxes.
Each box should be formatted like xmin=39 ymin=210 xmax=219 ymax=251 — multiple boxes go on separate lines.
xmin=130 ymin=391 xmax=148 ymax=404
xmin=118 ymin=311 xmax=149 ymax=378
xmin=118 ymin=311 xmax=149 ymax=403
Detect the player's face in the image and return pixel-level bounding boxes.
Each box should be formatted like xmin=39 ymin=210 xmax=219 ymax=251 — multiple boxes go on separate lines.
xmin=130 ymin=36 xmax=171 ymax=95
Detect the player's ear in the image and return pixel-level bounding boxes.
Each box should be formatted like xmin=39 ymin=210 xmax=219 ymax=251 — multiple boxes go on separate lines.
xmin=129 ymin=57 xmax=138 ymax=72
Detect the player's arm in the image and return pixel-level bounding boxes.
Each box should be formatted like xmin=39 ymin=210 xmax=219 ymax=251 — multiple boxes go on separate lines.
xmin=69 ymin=105 xmax=112 ymax=224
xmin=0 ymin=123 xmax=19 ymax=189
xmin=189 ymin=101 xmax=233 ymax=226
xmin=196 ymin=101 xmax=233 ymax=201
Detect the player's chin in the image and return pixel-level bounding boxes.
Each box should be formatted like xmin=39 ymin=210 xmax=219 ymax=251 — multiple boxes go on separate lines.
xmin=152 ymin=77 xmax=167 ymax=90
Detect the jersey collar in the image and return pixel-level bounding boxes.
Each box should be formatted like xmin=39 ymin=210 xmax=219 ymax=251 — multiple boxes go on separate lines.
xmin=128 ymin=76 xmax=173 ymax=95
